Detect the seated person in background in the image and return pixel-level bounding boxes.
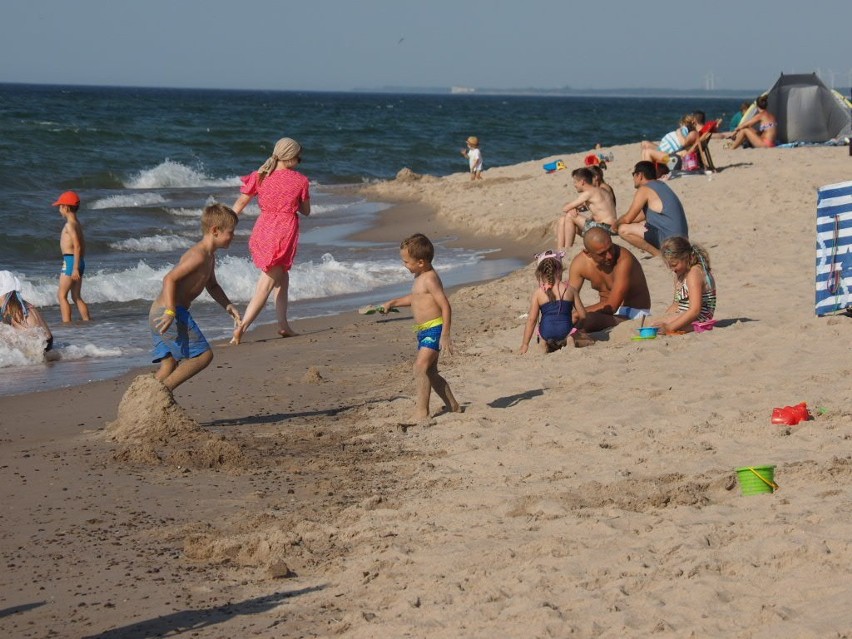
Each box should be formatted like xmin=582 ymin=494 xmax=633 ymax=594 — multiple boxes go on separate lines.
xmin=612 ymin=161 xmax=689 ymax=258
xmin=588 ymin=164 xmax=616 ymax=208
xmin=0 ymin=270 xmax=53 ymax=351
xmin=727 ymin=95 xmax=777 ymax=149
xmin=640 ymin=114 xmax=699 ymax=165
xmin=651 ymin=236 xmax=716 ymax=334
xmin=727 ymin=101 xmax=751 ymax=132
xmin=568 ymin=227 xmax=651 ymax=333
xmin=557 ymin=167 xmax=618 ymax=251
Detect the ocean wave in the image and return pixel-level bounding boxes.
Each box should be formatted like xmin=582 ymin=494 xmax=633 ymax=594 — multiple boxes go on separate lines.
xmin=0 ymin=325 xmax=49 ymax=368
xmin=126 ymin=160 xmax=240 ymax=189
xmin=90 ymin=193 xmax=167 ymax=209
xmin=109 ymin=235 xmax=194 ymax=252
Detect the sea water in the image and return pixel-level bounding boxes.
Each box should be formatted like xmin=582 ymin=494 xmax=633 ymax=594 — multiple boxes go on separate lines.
xmin=0 ymin=84 xmax=744 ymax=396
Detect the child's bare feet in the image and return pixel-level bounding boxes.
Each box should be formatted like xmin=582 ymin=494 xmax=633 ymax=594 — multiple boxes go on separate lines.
xmin=277 ymin=328 xmax=298 ymax=338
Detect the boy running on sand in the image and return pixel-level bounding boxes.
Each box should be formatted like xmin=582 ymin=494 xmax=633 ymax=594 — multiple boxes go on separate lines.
xmin=53 ymin=191 xmax=91 ymax=322
xmin=381 ymin=233 xmax=461 ymax=421
xmin=150 ymin=204 xmax=241 ymax=391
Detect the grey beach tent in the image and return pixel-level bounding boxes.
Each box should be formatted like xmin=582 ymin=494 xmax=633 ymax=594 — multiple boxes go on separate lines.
xmin=764 ymin=72 xmax=852 ymax=144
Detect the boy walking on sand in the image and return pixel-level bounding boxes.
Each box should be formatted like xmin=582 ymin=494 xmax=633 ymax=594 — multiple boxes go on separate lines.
xmin=53 ymin=191 xmax=91 ymax=322
xmin=382 ymin=233 xmax=461 ymax=421
xmin=150 ymin=204 xmax=241 ymax=391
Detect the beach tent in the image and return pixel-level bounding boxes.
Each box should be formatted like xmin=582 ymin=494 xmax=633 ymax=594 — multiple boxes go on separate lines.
xmin=815 ymin=180 xmax=852 ymax=316
xmin=765 ymin=73 xmax=852 ymax=144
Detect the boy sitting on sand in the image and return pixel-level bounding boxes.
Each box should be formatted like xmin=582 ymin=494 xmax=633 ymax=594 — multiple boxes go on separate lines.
xmin=150 ymin=204 xmax=241 ymax=391
xmin=557 ymin=167 xmax=617 ymax=252
xmin=381 ymin=233 xmax=461 ymax=421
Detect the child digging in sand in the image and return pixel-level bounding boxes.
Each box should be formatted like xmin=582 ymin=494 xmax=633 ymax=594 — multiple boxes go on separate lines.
xmin=381 ymin=233 xmax=461 ymax=421
xmin=150 ymin=204 xmax=241 ymax=390
xmin=519 ymin=251 xmax=587 ymax=354
xmin=652 ymin=236 xmax=716 ymax=334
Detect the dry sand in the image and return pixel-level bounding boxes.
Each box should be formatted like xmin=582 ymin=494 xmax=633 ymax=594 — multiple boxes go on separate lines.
xmin=1 ymin=142 xmax=851 ymax=638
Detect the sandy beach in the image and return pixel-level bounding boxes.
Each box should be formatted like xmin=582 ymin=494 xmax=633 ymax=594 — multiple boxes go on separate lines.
xmin=1 ymin=142 xmax=851 ymax=638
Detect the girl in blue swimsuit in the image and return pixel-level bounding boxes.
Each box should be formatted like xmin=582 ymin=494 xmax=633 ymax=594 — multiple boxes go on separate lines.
xmin=519 ymin=251 xmax=588 ymax=354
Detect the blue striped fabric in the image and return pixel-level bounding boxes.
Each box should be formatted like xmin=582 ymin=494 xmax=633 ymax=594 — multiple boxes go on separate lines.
xmin=815 ymin=180 xmax=852 ymax=315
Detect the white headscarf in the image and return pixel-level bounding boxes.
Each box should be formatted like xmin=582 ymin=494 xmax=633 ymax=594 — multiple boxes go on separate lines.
xmin=258 ymin=137 xmax=302 ymax=177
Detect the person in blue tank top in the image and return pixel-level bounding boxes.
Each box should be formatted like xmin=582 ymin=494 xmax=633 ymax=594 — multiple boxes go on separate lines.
xmin=612 ymin=161 xmax=689 ymax=258
xmin=519 ymin=251 xmax=588 ymax=353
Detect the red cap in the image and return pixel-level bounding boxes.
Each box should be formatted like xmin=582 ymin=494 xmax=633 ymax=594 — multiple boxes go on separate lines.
xmin=52 ymin=191 xmax=80 ymax=207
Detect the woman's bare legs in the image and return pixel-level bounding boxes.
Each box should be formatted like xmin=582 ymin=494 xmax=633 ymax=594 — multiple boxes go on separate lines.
xmin=729 ymin=128 xmax=769 ymax=149
xmin=273 ymin=270 xmax=297 ymax=336
xmin=232 ymin=266 xmax=288 ymax=344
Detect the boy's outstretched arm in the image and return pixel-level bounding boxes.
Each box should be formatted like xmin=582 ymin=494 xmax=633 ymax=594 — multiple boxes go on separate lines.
xmin=206 ymin=273 xmax=240 ymax=324
xmin=380 ymin=294 xmax=412 ymax=313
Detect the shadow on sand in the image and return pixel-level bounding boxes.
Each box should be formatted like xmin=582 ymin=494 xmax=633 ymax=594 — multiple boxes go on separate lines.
xmin=83 ymin=586 xmax=326 ymax=639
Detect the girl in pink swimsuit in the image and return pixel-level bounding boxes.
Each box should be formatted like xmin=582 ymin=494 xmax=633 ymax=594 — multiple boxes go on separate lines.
xmin=231 ymin=137 xmax=311 ymax=344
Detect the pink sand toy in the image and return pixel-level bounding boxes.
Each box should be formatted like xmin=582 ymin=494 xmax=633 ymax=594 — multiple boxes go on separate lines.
xmin=692 ymin=318 xmax=716 ymax=332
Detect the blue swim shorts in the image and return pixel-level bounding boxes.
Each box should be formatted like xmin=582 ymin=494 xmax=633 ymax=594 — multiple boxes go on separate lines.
xmin=414 ymin=317 xmax=443 ymax=352
xmin=150 ymin=305 xmax=211 ymax=363
xmin=61 ymin=254 xmax=85 ymax=277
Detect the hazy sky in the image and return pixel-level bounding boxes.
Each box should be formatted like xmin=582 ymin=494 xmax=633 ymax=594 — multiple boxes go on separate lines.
xmin=2 ymin=1 xmax=852 ymax=92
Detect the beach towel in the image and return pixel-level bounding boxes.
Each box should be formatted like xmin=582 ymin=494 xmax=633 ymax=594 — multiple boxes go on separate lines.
xmin=815 ymin=180 xmax=852 ymax=316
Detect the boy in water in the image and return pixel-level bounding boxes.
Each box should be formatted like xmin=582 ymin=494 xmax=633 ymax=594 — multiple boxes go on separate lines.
xmin=53 ymin=191 xmax=91 ymax=322
xmin=381 ymin=234 xmax=461 ymax=421
xmin=150 ymin=204 xmax=241 ymax=391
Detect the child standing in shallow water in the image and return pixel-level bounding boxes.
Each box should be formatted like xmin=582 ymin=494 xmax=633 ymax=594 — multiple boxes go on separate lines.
xmin=54 ymin=190 xmax=91 ymax=323
xmin=381 ymin=234 xmax=460 ymax=421
xmin=652 ymin=236 xmax=716 ymax=334
xmin=519 ymin=251 xmax=587 ymax=353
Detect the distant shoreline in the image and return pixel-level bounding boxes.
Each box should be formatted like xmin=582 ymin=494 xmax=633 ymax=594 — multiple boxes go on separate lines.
xmin=0 ymin=80 xmax=768 ymax=100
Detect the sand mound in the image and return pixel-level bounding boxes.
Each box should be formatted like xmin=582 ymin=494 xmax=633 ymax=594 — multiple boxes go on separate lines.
xmin=105 ymin=374 xmax=245 ymax=470
xmin=302 ymin=366 xmax=326 ymax=384
xmin=105 ymin=374 xmax=201 ymax=443
xmin=395 ymin=167 xmax=422 ymax=182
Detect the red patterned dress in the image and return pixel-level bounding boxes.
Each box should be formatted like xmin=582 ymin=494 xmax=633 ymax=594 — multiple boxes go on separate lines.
xmin=240 ymin=169 xmax=310 ymax=272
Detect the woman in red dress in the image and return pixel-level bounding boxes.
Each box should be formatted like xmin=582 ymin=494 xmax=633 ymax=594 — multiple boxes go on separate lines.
xmin=231 ymin=138 xmax=310 ymax=344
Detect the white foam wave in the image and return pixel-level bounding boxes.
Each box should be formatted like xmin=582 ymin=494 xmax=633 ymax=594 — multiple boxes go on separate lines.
xmin=126 ymin=160 xmax=240 ymax=189
xmin=166 ymin=207 xmax=203 ymax=217
xmin=110 ymin=235 xmax=194 ymax=252
xmin=0 ymin=325 xmax=48 ymax=368
xmin=16 ymin=248 xmax=483 ymax=309
xmin=90 ymin=193 xmax=167 ymax=209
xmin=52 ymin=342 xmax=124 ymax=362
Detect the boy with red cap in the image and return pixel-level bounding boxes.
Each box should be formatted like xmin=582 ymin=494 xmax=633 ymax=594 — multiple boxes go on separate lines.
xmin=53 ymin=190 xmax=91 ymax=322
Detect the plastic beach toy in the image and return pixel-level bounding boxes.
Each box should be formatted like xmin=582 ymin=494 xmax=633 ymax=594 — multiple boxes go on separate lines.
xmin=637 ymin=326 xmax=658 ymax=339
xmin=771 ymin=402 xmax=811 ymax=426
xmin=735 ymin=465 xmax=778 ymax=495
xmin=692 ymin=318 xmax=716 ymax=333
xmin=358 ymin=305 xmax=400 ymax=315
xmin=543 ymin=160 xmax=566 ymax=172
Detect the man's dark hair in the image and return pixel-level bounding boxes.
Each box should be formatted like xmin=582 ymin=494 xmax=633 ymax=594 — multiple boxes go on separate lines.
xmin=633 ymin=161 xmax=657 ymax=180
